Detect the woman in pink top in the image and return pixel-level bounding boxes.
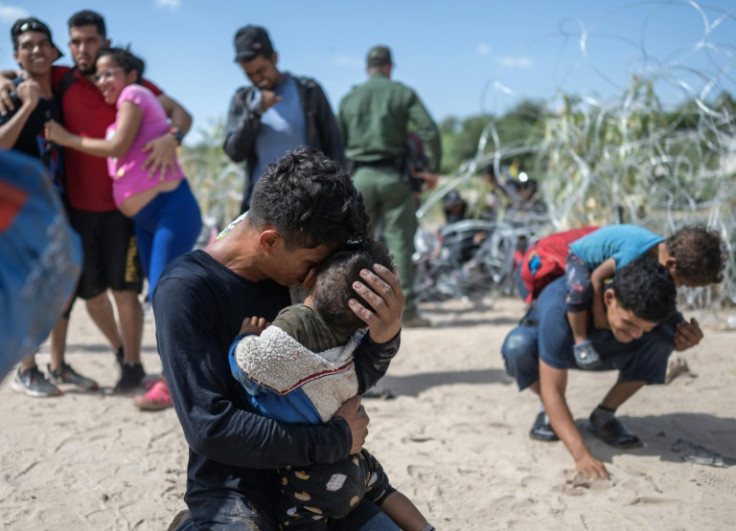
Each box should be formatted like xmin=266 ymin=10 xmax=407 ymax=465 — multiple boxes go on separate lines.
xmin=47 ymin=47 xmax=200 ymax=297
xmin=46 ymin=48 xmax=201 ymax=410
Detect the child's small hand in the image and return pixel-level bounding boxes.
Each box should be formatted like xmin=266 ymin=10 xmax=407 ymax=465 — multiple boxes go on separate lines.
xmin=239 ymin=316 xmax=268 ymax=335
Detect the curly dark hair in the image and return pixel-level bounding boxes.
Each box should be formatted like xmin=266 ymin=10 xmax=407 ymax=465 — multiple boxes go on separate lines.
xmin=96 ymin=47 xmax=145 ymax=84
xmin=666 ymin=225 xmax=725 ymax=285
xmin=249 ymin=147 xmax=369 ymax=249
xmin=311 ymin=238 xmax=394 ymax=334
xmin=609 ymin=256 xmax=676 ymax=323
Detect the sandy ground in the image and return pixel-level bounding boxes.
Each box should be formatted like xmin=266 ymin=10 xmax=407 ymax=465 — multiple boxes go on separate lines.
xmin=1 ymin=296 xmax=735 ymax=530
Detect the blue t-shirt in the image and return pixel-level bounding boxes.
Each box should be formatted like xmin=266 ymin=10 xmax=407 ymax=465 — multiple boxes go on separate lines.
xmin=568 ymin=224 xmax=664 ymax=269
xmin=252 ymin=73 xmax=308 ymax=183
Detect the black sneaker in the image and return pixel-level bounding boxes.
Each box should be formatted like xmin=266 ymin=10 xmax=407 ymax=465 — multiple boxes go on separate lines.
xmin=114 ymin=346 xmax=124 ymax=370
xmin=113 ymin=363 xmax=146 ymax=393
xmin=587 ymin=412 xmax=643 ymax=449
xmin=11 ymin=366 xmax=63 ymax=397
xmin=529 ymin=411 xmax=559 ymax=442
xmin=48 ymin=362 xmax=100 ymax=391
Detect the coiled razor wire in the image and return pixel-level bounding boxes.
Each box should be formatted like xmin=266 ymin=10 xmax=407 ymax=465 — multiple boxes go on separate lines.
xmin=420 ymin=1 xmax=735 ymax=317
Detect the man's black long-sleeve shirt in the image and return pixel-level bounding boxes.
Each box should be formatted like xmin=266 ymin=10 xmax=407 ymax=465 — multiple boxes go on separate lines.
xmin=153 ymin=250 xmax=400 ymax=521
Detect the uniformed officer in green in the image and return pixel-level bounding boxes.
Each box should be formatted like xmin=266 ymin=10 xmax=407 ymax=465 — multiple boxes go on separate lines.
xmin=339 ymin=45 xmax=441 ymax=327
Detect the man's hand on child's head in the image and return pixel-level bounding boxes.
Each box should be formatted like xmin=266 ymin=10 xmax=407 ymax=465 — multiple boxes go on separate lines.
xmin=348 ymin=264 xmax=404 ymax=344
xmin=239 ymin=316 xmax=268 ymax=335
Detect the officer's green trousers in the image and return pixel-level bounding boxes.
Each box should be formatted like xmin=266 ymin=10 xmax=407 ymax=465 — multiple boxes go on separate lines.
xmin=353 ymin=166 xmax=419 ymax=316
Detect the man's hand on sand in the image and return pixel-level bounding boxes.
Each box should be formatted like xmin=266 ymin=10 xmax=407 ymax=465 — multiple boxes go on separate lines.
xmin=334 ymin=395 xmax=369 ymax=454
xmin=674 ymin=317 xmax=703 ymax=351
xmin=575 ymin=453 xmax=609 ymax=480
xmin=348 ymin=263 xmax=404 ymax=344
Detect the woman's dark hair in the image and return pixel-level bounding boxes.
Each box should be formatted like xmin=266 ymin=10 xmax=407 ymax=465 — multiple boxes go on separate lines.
xmin=311 ymin=238 xmax=394 ymax=334
xmin=97 ymin=46 xmax=145 ymax=84
xmin=666 ymin=225 xmax=725 ymax=285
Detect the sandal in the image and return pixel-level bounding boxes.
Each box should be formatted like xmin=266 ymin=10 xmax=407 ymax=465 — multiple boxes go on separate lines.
xmin=133 ymin=380 xmax=173 ymax=411
xmin=587 ymin=416 xmax=643 ymax=448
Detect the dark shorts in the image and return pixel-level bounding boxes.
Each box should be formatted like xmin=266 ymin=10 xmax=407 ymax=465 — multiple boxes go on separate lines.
xmin=68 ymin=207 xmax=143 ymax=299
xmin=59 ymin=194 xmax=77 ymax=319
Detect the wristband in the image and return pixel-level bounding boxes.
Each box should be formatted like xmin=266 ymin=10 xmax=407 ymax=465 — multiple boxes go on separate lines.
xmin=169 ymin=126 xmax=184 ymax=145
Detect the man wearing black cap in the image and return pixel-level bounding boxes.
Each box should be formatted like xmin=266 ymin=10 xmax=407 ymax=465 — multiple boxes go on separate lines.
xmin=1 ymin=18 xmax=64 ymax=156
xmin=224 ymin=25 xmax=345 ymax=213
xmin=339 ymin=45 xmax=442 ymax=328
xmin=0 ymin=16 xmax=97 ymax=397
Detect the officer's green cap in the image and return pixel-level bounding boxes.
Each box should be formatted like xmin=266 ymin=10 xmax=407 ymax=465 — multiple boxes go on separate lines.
xmin=366 ymin=45 xmax=392 ymax=67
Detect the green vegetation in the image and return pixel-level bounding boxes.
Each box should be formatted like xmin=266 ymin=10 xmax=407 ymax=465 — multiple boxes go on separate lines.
xmin=439 ymin=99 xmax=545 ymax=175
xmin=179 ymin=118 xmax=242 ymax=229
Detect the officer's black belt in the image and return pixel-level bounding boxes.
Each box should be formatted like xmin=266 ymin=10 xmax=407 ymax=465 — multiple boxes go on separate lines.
xmin=352 ymin=158 xmax=402 ymax=170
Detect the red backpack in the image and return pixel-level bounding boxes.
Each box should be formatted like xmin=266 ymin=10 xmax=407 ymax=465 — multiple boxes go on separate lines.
xmin=520 ymin=226 xmax=599 ymax=303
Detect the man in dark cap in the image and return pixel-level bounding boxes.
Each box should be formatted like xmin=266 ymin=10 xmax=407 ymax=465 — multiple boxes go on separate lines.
xmin=224 ymin=25 xmax=345 ymax=212
xmin=339 ymin=45 xmax=441 ymax=327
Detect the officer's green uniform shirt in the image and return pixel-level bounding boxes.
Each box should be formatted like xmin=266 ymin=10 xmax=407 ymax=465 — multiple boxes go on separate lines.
xmin=338 ymin=72 xmax=441 ymax=171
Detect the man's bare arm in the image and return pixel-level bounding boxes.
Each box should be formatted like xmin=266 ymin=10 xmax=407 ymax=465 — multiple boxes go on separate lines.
xmin=539 ymin=360 xmax=609 ymax=480
xmin=141 ymin=93 xmax=193 ymax=179
xmin=158 ymin=93 xmax=192 ymax=135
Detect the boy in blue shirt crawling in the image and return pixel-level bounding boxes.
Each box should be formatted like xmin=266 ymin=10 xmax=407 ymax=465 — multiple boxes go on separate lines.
xmin=565 ymin=224 xmax=725 ymax=368
xmin=229 ymin=237 xmax=433 ymax=531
